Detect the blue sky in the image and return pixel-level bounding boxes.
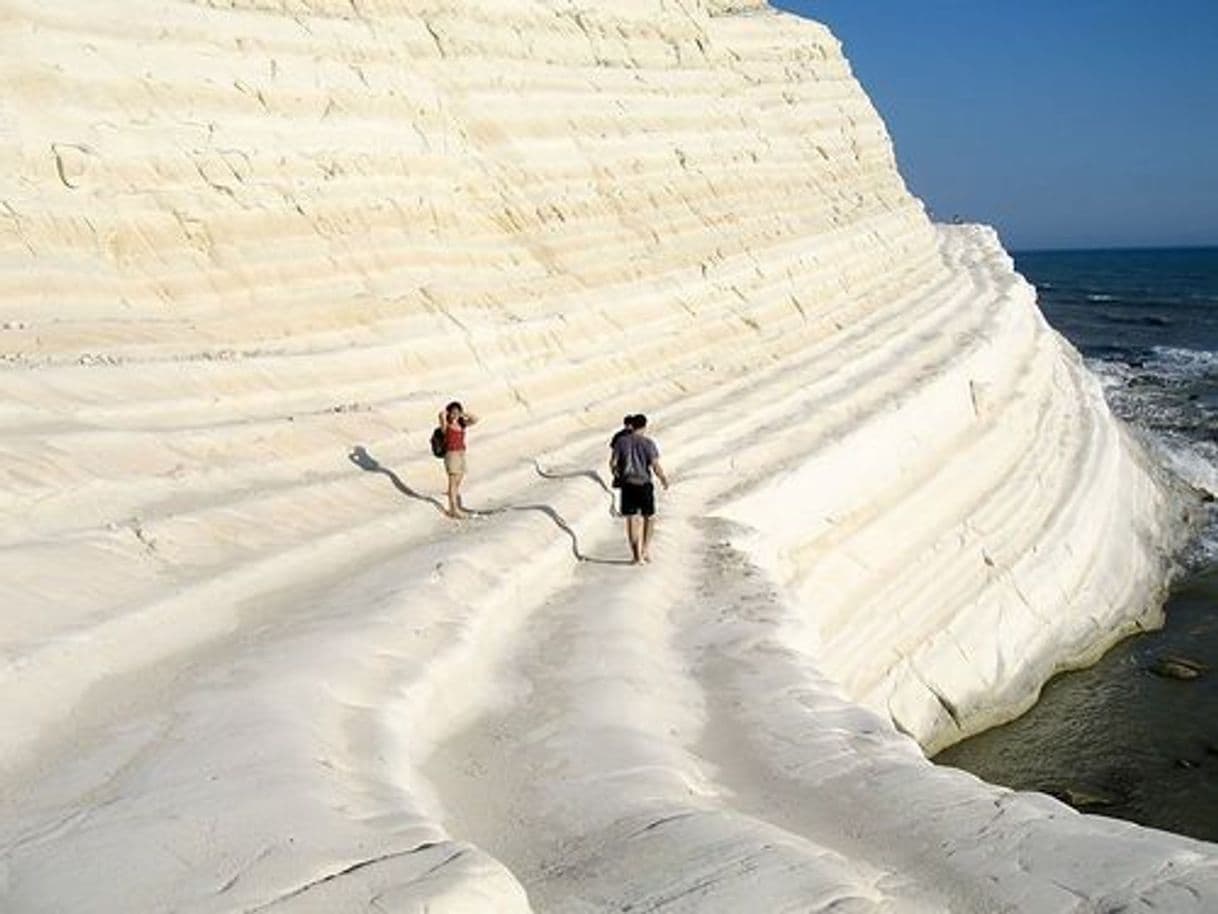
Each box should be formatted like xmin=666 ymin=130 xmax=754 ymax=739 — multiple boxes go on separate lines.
xmin=773 ymin=1 xmax=1218 ymax=251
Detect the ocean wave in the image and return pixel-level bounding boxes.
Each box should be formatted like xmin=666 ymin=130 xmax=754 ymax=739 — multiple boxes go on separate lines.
xmin=1146 ymin=345 xmax=1218 ymax=374
xmin=1086 ymin=347 xmax=1218 ymax=564
xmin=1086 ymin=293 xmax=1118 ymax=302
xmin=1152 ymin=434 xmax=1218 ymax=496
xmin=1085 ymin=357 xmax=1133 ymax=390
xmin=1087 ymin=346 xmax=1218 ymax=385
xmin=1098 ymin=312 xmax=1173 ymax=328
xmin=1137 ymin=432 xmax=1218 ymax=570
xmin=1120 ymin=416 xmax=1218 ymax=564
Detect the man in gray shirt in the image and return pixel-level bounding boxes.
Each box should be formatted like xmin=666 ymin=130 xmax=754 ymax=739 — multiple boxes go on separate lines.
xmin=609 ymin=414 xmax=670 ymax=564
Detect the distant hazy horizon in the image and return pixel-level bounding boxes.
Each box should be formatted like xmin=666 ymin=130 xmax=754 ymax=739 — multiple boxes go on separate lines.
xmin=776 ymin=1 xmax=1218 ymax=252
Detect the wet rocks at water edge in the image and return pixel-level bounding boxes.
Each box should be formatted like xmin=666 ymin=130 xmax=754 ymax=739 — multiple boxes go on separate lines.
xmin=1048 ymin=785 xmax=1126 ymax=812
xmin=1148 ymin=654 xmax=1208 ymax=680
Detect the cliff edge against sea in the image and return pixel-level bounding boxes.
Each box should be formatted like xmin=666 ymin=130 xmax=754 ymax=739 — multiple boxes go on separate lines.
xmin=2 ymin=0 xmax=1216 ymax=910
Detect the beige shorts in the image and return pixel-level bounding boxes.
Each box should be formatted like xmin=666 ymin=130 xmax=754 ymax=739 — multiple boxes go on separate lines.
xmin=444 ymin=449 xmax=467 ymax=476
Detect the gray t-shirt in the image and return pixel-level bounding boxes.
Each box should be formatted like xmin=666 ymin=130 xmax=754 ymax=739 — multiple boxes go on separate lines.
xmin=612 ymin=433 xmax=659 ymax=485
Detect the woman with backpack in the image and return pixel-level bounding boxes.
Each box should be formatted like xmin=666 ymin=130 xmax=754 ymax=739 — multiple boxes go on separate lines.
xmin=437 ymin=401 xmax=478 ymax=518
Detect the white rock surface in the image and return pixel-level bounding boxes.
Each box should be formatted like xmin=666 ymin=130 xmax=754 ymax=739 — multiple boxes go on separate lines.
xmin=1 ymin=0 xmax=1215 ymax=911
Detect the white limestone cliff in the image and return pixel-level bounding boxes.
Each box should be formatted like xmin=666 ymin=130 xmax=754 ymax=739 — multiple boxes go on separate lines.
xmin=2 ymin=0 xmax=1215 ymax=910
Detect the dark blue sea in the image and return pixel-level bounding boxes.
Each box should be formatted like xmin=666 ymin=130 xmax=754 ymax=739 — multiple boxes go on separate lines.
xmin=936 ymin=247 xmax=1218 ymax=843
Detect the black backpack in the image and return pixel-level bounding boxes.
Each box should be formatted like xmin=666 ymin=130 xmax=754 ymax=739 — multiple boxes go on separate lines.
xmin=430 ymin=427 xmax=447 ymax=458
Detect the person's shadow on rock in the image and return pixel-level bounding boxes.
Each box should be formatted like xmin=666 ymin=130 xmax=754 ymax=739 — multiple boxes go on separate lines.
xmin=348 ymin=446 xmax=446 ymax=514
xmin=348 ymin=446 xmax=633 ymax=566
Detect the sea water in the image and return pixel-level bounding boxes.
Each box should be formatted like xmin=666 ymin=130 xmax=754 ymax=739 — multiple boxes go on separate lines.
xmin=936 ymin=247 xmax=1218 ymax=842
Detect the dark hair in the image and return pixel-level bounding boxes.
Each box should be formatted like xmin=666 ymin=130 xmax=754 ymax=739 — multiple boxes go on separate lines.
xmin=446 ymin=401 xmax=463 ymax=414
xmin=622 ymin=415 xmax=632 ymax=427
xmin=631 ymin=413 xmax=647 ymax=429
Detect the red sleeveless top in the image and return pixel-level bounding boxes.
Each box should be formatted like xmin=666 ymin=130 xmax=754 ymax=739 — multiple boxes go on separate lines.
xmin=444 ymin=421 xmax=466 ymax=452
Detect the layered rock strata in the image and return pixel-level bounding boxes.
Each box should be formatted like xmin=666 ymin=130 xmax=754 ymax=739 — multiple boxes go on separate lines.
xmin=1 ymin=0 xmax=1215 ymax=911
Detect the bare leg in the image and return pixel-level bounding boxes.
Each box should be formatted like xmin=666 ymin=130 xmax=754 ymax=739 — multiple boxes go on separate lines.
xmin=641 ymin=516 xmax=655 ymax=563
xmin=626 ymin=516 xmax=642 ymax=563
xmin=447 ymin=472 xmax=467 ymax=518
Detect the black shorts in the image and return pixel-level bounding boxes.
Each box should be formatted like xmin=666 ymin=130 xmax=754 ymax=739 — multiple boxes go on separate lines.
xmin=620 ymin=481 xmax=655 ymax=517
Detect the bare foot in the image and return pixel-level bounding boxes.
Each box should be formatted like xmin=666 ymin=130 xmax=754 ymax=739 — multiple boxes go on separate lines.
xmin=448 ymin=508 xmax=468 ymax=519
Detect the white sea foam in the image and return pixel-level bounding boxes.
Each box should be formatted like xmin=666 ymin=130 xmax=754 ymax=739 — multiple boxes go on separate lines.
xmin=1154 ymin=434 xmax=1218 ymax=495
xmin=1087 ymin=348 xmax=1218 ymax=564
xmin=1087 ymin=354 xmax=1216 ymax=486
xmin=1090 ymin=346 xmax=1218 ymax=386
xmin=1146 ymin=345 xmax=1218 ymax=380
xmin=1085 ymin=357 xmax=1134 ymax=391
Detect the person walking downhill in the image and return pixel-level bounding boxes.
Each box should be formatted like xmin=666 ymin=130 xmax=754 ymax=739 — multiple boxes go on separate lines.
xmin=439 ymin=401 xmax=477 ymax=518
xmin=610 ymin=414 xmax=669 ymax=564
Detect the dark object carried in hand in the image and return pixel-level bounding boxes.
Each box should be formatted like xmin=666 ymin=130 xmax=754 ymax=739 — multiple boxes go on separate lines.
xmin=430 ymin=427 xmax=447 ymax=458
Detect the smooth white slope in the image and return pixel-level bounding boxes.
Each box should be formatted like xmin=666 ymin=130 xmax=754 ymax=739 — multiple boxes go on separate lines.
xmin=4 ymin=226 xmax=1212 ymax=912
